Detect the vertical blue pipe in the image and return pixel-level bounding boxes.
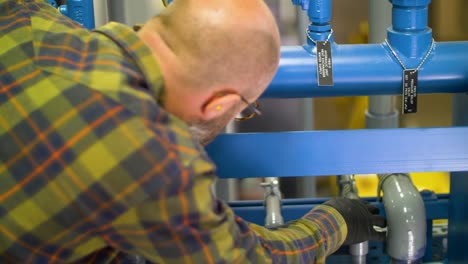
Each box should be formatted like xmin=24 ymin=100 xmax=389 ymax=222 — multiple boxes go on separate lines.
xmin=292 ymin=0 xmax=334 ymax=44
xmin=387 ymin=0 xmax=432 ymax=59
xmin=448 ymin=95 xmax=468 ymax=262
xmin=307 ymin=0 xmax=331 ymax=27
xmin=307 ymin=0 xmax=333 ymax=46
xmin=59 ymin=0 xmax=95 ymax=30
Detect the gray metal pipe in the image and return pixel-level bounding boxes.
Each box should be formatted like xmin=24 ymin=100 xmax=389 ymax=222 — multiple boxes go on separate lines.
xmin=261 ymin=178 xmax=284 ymax=229
xmin=350 ymin=242 xmax=369 ymax=264
xmin=369 ymin=1 xmax=425 ymax=263
xmin=378 ymin=174 xmax=426 ymax=263
xmin=338 ymin=175 xmax=359 ymax=200
xmin=366 ymin=96 xmax=399 ymax=129
xmin=367 ymin=0 xmax=398 ymax=130
xmin=93 ymin=0 xmax=108 ymax=27
xmin=338 ymin=175 xmax=367 ymax=264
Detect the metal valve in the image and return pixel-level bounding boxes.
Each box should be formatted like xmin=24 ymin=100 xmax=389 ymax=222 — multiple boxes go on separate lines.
xmin=261 ymin=179 xmax=284 ymax=229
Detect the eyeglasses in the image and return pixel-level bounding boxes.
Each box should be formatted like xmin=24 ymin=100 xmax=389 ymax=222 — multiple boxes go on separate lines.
xmin=235 ymin=95 xmax=262 ymax=122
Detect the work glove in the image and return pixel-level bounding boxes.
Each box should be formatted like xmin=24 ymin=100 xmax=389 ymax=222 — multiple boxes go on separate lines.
xmin=323 ymin=198 xmax=386 ymax=245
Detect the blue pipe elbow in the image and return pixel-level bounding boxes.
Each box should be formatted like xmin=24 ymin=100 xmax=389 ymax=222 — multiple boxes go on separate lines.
xmin=59 ymin=0 xmax=95 ymax=30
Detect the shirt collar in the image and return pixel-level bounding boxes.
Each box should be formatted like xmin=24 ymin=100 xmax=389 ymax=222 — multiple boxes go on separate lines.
xmin=93 ymin=22 xmax=165 ymax=102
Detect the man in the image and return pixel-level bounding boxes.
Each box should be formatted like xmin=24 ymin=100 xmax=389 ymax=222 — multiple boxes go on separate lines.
xmin=0 ymin=0 xmax=385 ymax=263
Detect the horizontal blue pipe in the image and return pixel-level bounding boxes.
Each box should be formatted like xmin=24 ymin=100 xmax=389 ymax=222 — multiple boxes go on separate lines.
xmin=263 ymin=42 xmax=468 ymax=98
xmin=205 ymin=127 xmax=468 ymax=178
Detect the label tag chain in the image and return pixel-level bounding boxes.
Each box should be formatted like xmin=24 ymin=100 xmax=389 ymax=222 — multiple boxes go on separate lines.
xmin=307 ymin=29 xmax=334 ymax=86
xmin=385 ymin=39 xmax=435 ymax=114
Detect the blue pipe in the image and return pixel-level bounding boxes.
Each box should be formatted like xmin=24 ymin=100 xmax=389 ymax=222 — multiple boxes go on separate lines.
xmin=272 ymin=0 xmax=468 ymax=99
xmin=292 ymin=0 xmax=333 ymax=44
xmin=264 ymin=42 xmax=468 ymax=98
xmin=307 ymin=0 xmax=331 ymax=26
xmin=59 ymin=0 xmax=95 ymax=30
xmin=391 ymin=0 xmax=430 ymax=33
xmin=388 ymin=0 xmax=433 ymax=58
xmin=292 ymin=0 xmax=331 ymax=28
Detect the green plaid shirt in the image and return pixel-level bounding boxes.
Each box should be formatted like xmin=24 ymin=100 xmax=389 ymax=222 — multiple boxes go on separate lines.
xmin=0 ymin=0 xmax=346 ymax=263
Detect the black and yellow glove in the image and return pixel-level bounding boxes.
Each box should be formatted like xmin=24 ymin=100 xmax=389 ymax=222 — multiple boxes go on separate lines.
xmin=324 ymin=198 xmax=386 ymax=245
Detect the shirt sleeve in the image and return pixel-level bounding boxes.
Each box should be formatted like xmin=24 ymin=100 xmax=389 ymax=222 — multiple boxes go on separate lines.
xmin=61 ymin=83 xmax=348 ymax=262
xmin=103 ymin=139 xmax=347 ymax=264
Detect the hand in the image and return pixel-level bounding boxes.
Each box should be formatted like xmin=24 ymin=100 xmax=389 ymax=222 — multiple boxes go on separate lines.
xmin=323 ymin=198 xmax=386 ymax=245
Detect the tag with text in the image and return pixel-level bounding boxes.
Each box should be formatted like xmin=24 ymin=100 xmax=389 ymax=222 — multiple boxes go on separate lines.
xmin=316 ymin=41 xmax=334 ymax=86
xmin=402 ymin=69 xmax=418 ymax=114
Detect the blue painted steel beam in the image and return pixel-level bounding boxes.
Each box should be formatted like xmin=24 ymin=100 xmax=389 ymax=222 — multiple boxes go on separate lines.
xmin=263 ymin=42 xmax=468 ymax=98
xmin=205 ymin=127 xmax=468 ymax=178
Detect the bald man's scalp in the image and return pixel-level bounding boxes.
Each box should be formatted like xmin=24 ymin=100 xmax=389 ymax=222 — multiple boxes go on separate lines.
xmin=150 ymin=0 xmax=280 ymax=96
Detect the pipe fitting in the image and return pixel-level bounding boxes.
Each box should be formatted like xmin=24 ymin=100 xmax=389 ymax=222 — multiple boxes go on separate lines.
xmin=378 ymin=173 xmax=426 ymax=263
xmin=365 ymin=109 xmax=399 ymax=129
xmin=307 ymin=0 xmax=331 ymax=25
xmin=350 ymin=241 xmax=369 ymax=264
xmin=338 ymin=175 xmax=360 ymax=200
xmin=390 ymin=0 xmax=431 ymax=8
xmin=292 ymin=0 xmax=332 ymax=26
xmin=261 ymin=179 xmax=284 ymax=229
xmin=387 ymin=0 xmax=433 ymax=58
xmin=293 ymin=0 xmax=332 ymax=36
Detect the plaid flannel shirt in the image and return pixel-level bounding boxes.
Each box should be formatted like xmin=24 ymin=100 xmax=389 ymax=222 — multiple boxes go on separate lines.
xmin=0 ymin=0 xmax=347 ymax=263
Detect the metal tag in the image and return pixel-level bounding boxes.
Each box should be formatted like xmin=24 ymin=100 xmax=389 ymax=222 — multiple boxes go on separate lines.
xmin=316 ymin=41 xmax=334 ymax=86
xmin=402 ymin=69 xmax=418 ymax=114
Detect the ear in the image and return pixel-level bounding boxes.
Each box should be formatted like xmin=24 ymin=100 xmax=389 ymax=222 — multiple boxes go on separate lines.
xmin=201 ymin=93 xmax=240 ymax=121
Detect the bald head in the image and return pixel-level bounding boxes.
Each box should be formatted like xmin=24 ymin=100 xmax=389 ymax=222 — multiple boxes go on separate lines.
xmin=137 ymin=0 xmax=280 ymax=144
xmin=148 ymin=0 xmax=280 ymax=98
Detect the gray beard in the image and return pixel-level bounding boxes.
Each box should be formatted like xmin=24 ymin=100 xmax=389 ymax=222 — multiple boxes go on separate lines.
xmin=188 ymin=117 xmax=232 ymax=146
xmin=188 ymin=125 xmax=212 ymax=146
xmin=188 ymin=107 xmax=238 ymax=146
